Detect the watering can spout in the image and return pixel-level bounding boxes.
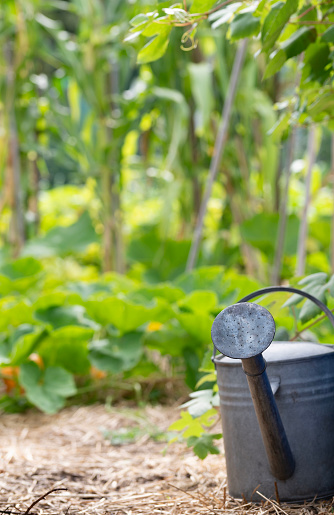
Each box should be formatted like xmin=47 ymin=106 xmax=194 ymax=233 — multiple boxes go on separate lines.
xmin=242 ymin=353 xmax=295 ymax=480
xmin=211 ymin=302 xmax=295 ymax=481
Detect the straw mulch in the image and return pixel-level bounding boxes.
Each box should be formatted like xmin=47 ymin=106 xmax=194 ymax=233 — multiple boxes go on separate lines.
xmin=0 ymin=404 xmax=332 ymax=515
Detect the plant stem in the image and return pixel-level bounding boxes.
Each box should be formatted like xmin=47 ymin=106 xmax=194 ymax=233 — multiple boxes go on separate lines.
xmin=290 ymin=308 xmax=334 ymax=341
xmin=296 ymin=126 xmax=316 ymax=276
xmin=186 ymin=39 xmax=247 ymax=271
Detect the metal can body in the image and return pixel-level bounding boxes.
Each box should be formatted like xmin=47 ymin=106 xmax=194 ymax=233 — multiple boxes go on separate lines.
xmin=214 ymin=342 xmax=334 ymax=502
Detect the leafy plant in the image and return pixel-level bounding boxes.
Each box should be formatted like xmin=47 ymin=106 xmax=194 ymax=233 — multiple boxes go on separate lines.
xmin=0 ymin=254 xmax=263 ymax=413
xmin=127 ymin=0 xmax=334 ymax=127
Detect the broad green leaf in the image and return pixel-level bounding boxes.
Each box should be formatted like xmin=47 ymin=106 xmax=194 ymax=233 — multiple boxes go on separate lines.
xmin=38 ymin=326 xmax=93 ymax=374
xmin=11 ymin=329 xmax=48 ymax=366
xmin=268 ymin=112 xmax=290 ymax=138
xmin=321 ymin=26 xmax=334 ymax=44
xmin=19 ymin=361 xmax=42 ymax=388
xmin=22 ymin=212 xmax=99 ymax=258
xmin=265 ymin=49 xmax=287 ymax=79
xmin=283 ymin=273 xmax=328 ymax=308
xmin=264 ymin=27 xmax=316 ymax=78
xmin=33 ymin=292 xmax=82 ymax=310
xmin=129 ymin=284 xmax=185 ymax=304
xmin=19 ymin=363 xmax=76 ymax=414
xmin=183 ymin=347 xmax=200 ymax=389
xmin=209 ymin=3 xmax=242 ymax=29
xmin=282 ymin=27 xmax=317 ymax=58
xmin=175 ymin=266 xmax=225 ymax=296
xmin=137 ymin=28 xmax=171 ymax=64
xmin=86 ymin=297 xmax=173 ymax=333
xmin=130 ymin=14 xmax=149 ymax=27
xmin=43 ymin=366 xmax=77 ymax=397
xmin=0 ymin=257 xmax=42 ymax=280
xmin=240 ymin=213 xmax=299 ymax=259
xmin=89 ymin=332 xmax=142 ymax=373
xmin=196 ymin=371 xmax=217 ymax=388
xmin=127 ymin=227 xmax=191 ymax=281
xmin=102 ymin=272 xmax=139 ymax=295
xmin=0 ymin=300 xmax=35 ymax=332
xmin=190 ymin=0 xmax=217 ymax=14
xmin=177 ymin=312 xmax=213 ymax=343
xmin=301 ymin=43 xmax=331 ymax=85
xmin=0 ymin=257 xmax=42 ymax=294
xmin=23 ymin=384 xmax=65 ymax=414
xmin=35 ymin=305 xmax=97 ymax=330
xmin=230 ymin=12 xmax=261 ymax=40
xmin=261 ymin=0 xmax=299 ymax=52
xmin=308 ymin=93 xmax=334 ymax=121
xmin=299 ymin=285 xmax=327 ymax=324
xmin=187 ymin=434 xmax=222 ymax=459
xmin=169 ymin=408 xmax=217 ymax=438
xmin=199 ymin=348 xmax=215 ymax=372
xmin=178 ymin=290 xmax=218 ymax=314
xmin=143 ymin=324 xmax=192 ymax=356
xmin=142 ymin=22 xmax=169 ymax=37
xmin=89 ymin=340 xmax=123 ymax=373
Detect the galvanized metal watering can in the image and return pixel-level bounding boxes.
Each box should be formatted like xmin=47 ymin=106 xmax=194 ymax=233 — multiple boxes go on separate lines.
xmin=211 ymin=286 xmax=334 ymax=502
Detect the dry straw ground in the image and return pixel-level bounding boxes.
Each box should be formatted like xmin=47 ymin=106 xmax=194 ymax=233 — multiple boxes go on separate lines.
xmin=0 ymin=405 xmax=332 ymax=515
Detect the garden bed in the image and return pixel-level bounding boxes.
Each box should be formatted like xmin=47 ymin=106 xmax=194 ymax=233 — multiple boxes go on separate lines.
xmin=0 ymin=405 xmax=332 ymax=515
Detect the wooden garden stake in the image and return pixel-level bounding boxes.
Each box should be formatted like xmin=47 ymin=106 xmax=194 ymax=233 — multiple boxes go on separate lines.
xmin=271 ymin=128 xmax=297 ymax=284
xmin=186 ymin=39 xmax=248 ymax=271
xmin=296 ymin=126 xmax=316 ymax=276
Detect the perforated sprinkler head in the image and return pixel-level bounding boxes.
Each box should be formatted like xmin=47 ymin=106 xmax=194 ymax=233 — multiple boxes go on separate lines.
xmin=211 ymin=302 xmax=276 ymax=359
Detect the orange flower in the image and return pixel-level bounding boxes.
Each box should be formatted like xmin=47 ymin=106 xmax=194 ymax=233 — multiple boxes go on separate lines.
xmin=1 ymin=366 xmax=19 ymax=393
xmin=90 ymin=367 xmax=107 ymax=380
xmin=28 ymin=353 xmax=44 ymax=368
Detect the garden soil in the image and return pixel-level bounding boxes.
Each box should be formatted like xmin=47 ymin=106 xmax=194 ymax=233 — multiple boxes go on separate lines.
xmin=0 ymin=405 xmax=332 ymax=515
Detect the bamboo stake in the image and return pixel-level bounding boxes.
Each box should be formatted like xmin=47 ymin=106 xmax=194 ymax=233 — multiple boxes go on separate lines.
xmin=296 ymin=126 xmax=316 ymax=276
xmin=330 ymin=134 xmax=334 ymax=273
xmin=271 ymin=128 xmax=297 ymax=284
xmin=4 ymin=42 xmax=25 ymax=257
xmin=186 ymin=39 xmax=248 ymax=271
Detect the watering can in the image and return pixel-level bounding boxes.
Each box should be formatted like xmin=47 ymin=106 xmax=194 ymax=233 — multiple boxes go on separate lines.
xmin=211 ymin=286 xmax=334 ymax=502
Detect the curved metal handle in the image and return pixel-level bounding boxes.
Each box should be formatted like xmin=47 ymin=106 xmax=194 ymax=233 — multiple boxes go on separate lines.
xmin=238 ymin=286 xmax=334 ymax=327
xmin=212 ymin=285 xmax=334 ymax=361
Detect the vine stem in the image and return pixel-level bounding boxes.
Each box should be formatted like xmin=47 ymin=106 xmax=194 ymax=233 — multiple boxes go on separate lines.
xmin=290 ymin=20 xmax=333 ymax=25
xmin=290 ymin=308 xmax=334 ymax=341
xmin=160 ymin=0 xmax=239 ymax=27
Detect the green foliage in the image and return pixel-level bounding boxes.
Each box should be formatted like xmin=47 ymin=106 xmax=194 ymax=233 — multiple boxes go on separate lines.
xmin=128 ymin=0 xmax=334 ymax=126
xmin=23 ymin=212 xmax=99 ymax=258
xmin=230 ymin=12 xmax=261 ymax=40
xmin=0 ymin=254 xmax=270 ymax=413
xmin=1 ymin=1 xmax=334 ymax=470
xmin=187 ymin=434 xmax=222 ymax=459
xmin=168 ymin=408 xmax=222 ymax=458
xmin=19 ymin=362 xmax=76 ymax=414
